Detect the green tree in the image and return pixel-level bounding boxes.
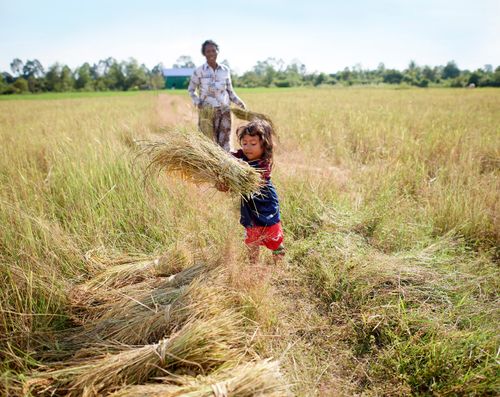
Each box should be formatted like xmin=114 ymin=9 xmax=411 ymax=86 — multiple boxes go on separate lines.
xmin=22 ymin=59 xmax=44 ymax=79
xmin=252 ymin=58 xmax=280 ymax=86
xmin=10 ymin=58 xmax=23 ymax=77
xmin=150 ymin=63 xmax=165 ymax=90
xmin=124 ymin=58 xmax=148 ymax=90
xmin=151 ymin=63 xmax=164 ymax=75
xmin=0 ymin=74 xmax=7 ymax=93
xmin=492 ymin=66 xmax=500 ymax=87
xmin=422 ymin=66 xmax=437 ymax=82
xmin=60 ymin=65 xmax=74 ymax=91
xmin=106 ymin=60 xmax=126 ymax=90
xmin=442 ymin=61 xmax=460 ymax=79
xmin=383 ymin=69 xmax=403 ymax=84
xmin=75 ymin=63 xmax=93 ymax=90
xmin=483 ymin=64 xmax=493 ymax=73
xmin=12 ymin=77 xmax=29 ymax=93
xmin=45 ymin=63 xmax=61 ymax=91
xmin=173 ymin=56 xmax=195 ymax=68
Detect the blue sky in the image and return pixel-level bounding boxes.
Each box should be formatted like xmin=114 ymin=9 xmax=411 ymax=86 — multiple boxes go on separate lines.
xmin=1 ymin=0 xmax=499 ymax=74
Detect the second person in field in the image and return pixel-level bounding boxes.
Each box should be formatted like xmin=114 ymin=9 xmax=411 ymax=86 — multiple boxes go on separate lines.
xmin=188 ymin=40 xmax=246 ymax=151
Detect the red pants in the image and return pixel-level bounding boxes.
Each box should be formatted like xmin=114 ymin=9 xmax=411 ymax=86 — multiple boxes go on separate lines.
xmin=244 ymin=222 xmax=284 ymax=251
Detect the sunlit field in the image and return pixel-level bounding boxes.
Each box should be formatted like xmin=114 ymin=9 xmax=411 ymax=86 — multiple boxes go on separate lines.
xmin=1 ymin=87 xmax=498 ymax=396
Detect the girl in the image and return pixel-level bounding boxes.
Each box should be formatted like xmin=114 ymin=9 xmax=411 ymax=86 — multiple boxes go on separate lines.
xmin=218 ymin=120 xmax=284 ymax=264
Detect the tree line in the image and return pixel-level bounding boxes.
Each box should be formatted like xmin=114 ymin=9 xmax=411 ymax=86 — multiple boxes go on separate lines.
xmin=1 ymin=56 xmax=499 ymax=94
xmin=1 ymin=58 xmax=165 ymax=94
xmin=234 ymin=58 xmax=500 ymax=88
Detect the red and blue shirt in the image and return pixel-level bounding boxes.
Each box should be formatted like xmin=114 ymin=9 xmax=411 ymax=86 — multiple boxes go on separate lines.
xmin=233 ymin=150 xmax=281 ymax=227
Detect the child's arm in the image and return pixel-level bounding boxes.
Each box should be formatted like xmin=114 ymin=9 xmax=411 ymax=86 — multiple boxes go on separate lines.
xmin=215 ymin=181 xmax=229 ymax=192
xmin=215 ymin=150 xmax=244 ymax=192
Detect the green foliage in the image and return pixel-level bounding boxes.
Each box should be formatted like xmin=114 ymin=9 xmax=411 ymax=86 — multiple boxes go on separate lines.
xmin=383 ymin=69 xmax=404 ymax=84
xmin=45 ymin=63 xmax=74 ymax=92
xmin=2 ymin=57 xmax=500 ymax=94
xmin=442 ymin=61 xmax=461 ymax=79
xmin=12 ymin=77 xmax=29 ymax=93
xmin=75 ymin=63 xmax=93 ymax=91
xmin=173 ymin=55 xmax=195 ymax=68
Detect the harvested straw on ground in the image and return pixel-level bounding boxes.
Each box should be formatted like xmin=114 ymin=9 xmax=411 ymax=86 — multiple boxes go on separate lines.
xmin=70 ymin=262 xmax=207 ymax=323
xmin=27 ymin=315 xmax=244 ymax=397
xmin=38 ymin=268 xmax=224 ymax=362
xmin=60 ymin=278 xmax=232 ymax=349
xmin=141 ymin=129 xmax=263 ymax=196
xmin=69 ymin=277 xmax=166 ymax=325
xmin=109 ymin=360 xmax=290 ymax=397
xmin=82 ymin=248 xmax=190 ymax=291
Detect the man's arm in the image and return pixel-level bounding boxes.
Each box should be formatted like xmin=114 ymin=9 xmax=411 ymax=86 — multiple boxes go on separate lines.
xmin=226 ymin=71 xmax=246 ymax=109
xmin=188 ymin=69 xmax=201 ymax=107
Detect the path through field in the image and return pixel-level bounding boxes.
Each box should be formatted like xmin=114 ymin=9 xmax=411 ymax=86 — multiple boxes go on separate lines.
xmin=152 ymin=95 xmax=357 ymax=393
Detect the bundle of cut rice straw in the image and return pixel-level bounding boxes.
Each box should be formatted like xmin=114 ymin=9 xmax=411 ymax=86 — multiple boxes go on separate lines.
xmin=198 ymin=106 xmax=216 ymax=139
xmin=141 ymin=129 xmax=263 ymax=196
xmin=82 ymin=247 xmax=190 ymax=291
xmin=26 ymin=315 xmax=244 ymax=397
xmin=109 ymin=360 xmax=290 ymax=397
xmin=231 ymin=107 xmax=275 ymax=130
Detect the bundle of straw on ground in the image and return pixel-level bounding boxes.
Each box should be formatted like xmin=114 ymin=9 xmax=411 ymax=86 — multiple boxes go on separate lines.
xmin=231 ymin=107 xmax=275 ymax=130
xmin=36 ymin=285 xmax=186 ymax=362
xmin=70 ymin=262 xmax=207 ymax=323
xmin=109 ymin=360 xmax=290 ymax=397
xmin=53 ymin=278 xmax=234 ymax=353
xmin=140 ymin=130 xmax=263 ymax=196
xmin=81 ymin=248 xmax=191 ymax=291
xmin=26 ymin=314 xmax=246 ymax=397
xmin=68 ymin=277 xmax=168 ymax=326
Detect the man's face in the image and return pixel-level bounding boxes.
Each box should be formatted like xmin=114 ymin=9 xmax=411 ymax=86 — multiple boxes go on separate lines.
xmin=204 ymin=44 xmax=218 ymax=63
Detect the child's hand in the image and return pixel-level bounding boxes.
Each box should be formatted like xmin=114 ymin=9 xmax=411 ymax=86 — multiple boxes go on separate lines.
xmin=215 ymin=182 xmax=229 ymax=192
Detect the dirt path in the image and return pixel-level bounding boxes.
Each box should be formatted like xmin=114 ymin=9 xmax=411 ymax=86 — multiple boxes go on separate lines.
xmin=152 ymin=94 xmax=354 ymax=394
xmin=156 ymin=93 xmax=195 ymax=128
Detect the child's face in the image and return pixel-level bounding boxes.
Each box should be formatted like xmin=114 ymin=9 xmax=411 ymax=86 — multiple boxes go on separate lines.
xmin=241 ymin=134 xmax=264 ymax=161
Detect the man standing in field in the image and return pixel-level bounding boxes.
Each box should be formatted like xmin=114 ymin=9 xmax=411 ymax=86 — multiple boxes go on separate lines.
xmin=188 ymin=40 xmax=246 ymax=151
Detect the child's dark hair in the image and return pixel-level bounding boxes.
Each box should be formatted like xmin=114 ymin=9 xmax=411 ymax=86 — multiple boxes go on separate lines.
xmin=201 ymin=40 xmax=219 ymax=55
xmin=237 ymin=120 xmax=275 ymax=166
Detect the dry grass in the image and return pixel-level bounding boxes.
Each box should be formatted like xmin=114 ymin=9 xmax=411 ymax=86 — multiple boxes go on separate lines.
xmin=198 ymin=106 xmax=215 ymax=139
xmin=82 ymin=247 xmax=191 ymax=291
xmin=27 ymin=314 xmax=246 ymax=397
xmin=71 ymin=262 xmax=207 ymax=324
xmin=140 ymin=129 xmax=263 ymax=195
xmin=1 ymin=88 xmax=499 ymax=396
xmin=48 ymin=275 xmax=235 ymax=356
xmin=109 ymin=360 xmax=290 ymax=397
xmin=231 ymin=107 xmax=275 ymax=131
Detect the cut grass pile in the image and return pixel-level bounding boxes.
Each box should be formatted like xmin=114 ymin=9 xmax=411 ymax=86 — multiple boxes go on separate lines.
xmin=109 ymin=360 xmax=289 ymax=397
xmin=140 ymin=128 xmax=263 ymax=196
xmin=25 ymin=259 xmax=288 ymax=396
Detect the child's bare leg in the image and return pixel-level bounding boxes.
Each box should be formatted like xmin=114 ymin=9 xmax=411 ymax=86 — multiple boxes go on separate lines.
xmin=272 ymin=245 xmax=285 ymax=265
xmin=247 ymin=245 xmax=260 ymax=265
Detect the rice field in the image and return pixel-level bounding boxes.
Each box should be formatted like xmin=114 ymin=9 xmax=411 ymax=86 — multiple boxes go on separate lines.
xmin=0 ymin=87 xmax=499 ymax=396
